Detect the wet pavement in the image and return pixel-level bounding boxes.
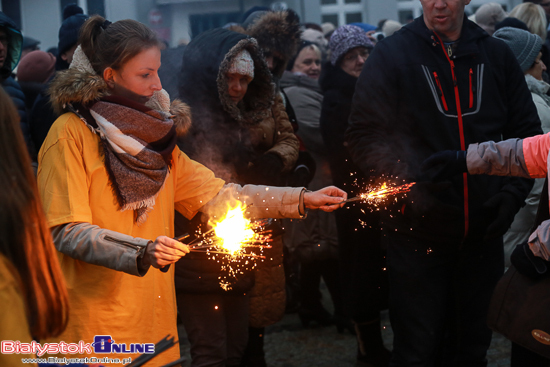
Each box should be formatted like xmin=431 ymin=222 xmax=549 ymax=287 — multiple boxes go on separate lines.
xmin=177 ymin=289 xmax=512 ymax=367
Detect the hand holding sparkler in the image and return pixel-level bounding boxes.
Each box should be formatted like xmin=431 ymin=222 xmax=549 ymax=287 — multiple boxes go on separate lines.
xmin=142 ymin=236 xmax=190 ymax=269
xmin=304 ymin=186 xmax=348 ymax=211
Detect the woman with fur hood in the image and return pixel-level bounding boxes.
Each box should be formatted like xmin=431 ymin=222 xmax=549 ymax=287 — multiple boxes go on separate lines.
xmin=38 ymin=16 xmax=346 ymax=365
xmin=175 ymin=28 xmax=301 ymax=367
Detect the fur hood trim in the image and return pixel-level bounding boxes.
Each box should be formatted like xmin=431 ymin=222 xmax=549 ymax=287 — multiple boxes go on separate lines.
xmin=48 ymin=68 xmax=109 ymax=115
xmin=217 ymin=37 xmax=275 ymax=126
xmin=170 ymin=99 xmax=192 ymax=136
xmin=246 ymin=10 xmax=301 ymax=78
xmin=49 ymin=66 xmax=192 ymax=136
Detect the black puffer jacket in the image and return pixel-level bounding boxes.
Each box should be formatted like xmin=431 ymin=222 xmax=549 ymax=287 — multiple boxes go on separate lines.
xmin=346 ymin=15 xmax=543 ymax=243
xmin=319 ymin=61 xmax=363 ymax=193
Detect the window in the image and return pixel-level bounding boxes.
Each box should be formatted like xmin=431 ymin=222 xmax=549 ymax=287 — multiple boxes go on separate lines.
xmin=1 ymin=0 xmax=21 ymax=30
xmin=87 ymin=0 xmax=105 ymax=17
xmin=322 ymin=14 xmax=339 ymax=27
xmin=190 ymin=12 xmax=241 ymax=39
xmin=398 ymin=10 xmax=414 ymax=24
xmin=321 ymin=0 xmax=337 ymax=4
xmin=346 ymin=12 xmax=362 ymax=24
xmin=344 ymin=0 xmax=361 ymax=3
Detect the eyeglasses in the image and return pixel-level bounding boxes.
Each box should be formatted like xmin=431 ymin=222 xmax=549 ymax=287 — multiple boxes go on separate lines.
xmin=343 ymin=49 xmax=369 ymax=63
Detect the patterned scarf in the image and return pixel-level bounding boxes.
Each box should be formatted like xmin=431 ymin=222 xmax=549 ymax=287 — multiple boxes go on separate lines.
xmin=74 ymin=95 xmax=177 ymax=223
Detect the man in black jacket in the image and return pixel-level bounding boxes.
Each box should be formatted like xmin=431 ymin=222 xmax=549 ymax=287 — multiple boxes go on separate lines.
xmin=346 ymin=0 xmax=543 ymax=365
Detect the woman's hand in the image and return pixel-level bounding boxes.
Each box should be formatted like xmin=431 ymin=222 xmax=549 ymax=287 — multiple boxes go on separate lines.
xmin=142 ymin=236 xmax=190 ymax=269
xmin=304 ymin=186 xmax=347 ymax=212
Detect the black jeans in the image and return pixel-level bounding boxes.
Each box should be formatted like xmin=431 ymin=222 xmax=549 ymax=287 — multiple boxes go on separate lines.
xmin=177 ymin=292 xmax=250 ymax=367
xmin=335 ymin=206 xmax=387 ymax=323
xmin=383 ymin=230 xmax=504 ymax=367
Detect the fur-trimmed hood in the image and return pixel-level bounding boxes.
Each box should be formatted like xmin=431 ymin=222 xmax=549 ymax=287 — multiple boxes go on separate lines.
xmin=238 ymin=10 xmax=301 ymax=80
xmin=48 ymin=49 xmax=192 ymax=136
xmin=179 ymin=28 xmax=274 ymax=127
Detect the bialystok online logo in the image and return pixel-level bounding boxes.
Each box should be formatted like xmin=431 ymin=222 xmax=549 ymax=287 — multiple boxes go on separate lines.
xmin=1 ymin=336 xmax=155 ymax=357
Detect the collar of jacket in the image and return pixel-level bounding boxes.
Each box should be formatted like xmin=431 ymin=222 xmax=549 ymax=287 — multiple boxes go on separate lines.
xmin=319 ymin=61 xmax=357 ymax=97
xmin=279 ymin=70 xmax=322 ymax=94
xmin=404 ymin=14 xmax=489 ymax=59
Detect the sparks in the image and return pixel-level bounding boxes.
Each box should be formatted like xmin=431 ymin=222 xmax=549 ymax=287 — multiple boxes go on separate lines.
xmin=182 ymin=203 xmax=273 ymax=291
xmin=346 ymin=182 xmax=416 ymax=206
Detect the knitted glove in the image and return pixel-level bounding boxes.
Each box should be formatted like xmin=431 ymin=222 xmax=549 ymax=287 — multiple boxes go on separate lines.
xmin=511 ymin=243 xmax=550 ymax=279
xmin=483 ymin=191 xmax=521 ymax=240
xmin=421 ymin=150 xmax=467 ymax=182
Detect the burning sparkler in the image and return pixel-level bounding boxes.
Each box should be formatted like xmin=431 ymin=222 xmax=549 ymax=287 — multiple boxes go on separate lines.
xmin=341 ymin=182 xmax=416 ymax=206
xmin=176 ymin=202 xmax=274 ymax=290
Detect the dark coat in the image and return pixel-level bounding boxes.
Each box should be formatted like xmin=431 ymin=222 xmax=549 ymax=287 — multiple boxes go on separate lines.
xmin=346 ymin=15 xmax=543 ymax=243
xmin=174 ymin=29 xmax=298 ymax=326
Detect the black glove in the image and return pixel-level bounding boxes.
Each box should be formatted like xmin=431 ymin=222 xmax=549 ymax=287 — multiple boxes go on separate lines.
xmin=421 ymin=150 xmax=467 ymax=182
xmin=510 ymin=243 xmax=550 ymax=279
xmin=288 ymin=151 xmax=316 ymax=187
xmin=249 ymin=153 xmax=285 ymax=185
xmin=483 ymin=191 xmax=521 ymax=240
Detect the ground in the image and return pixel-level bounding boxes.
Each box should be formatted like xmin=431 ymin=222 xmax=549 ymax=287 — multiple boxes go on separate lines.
xmin=177 ymin=284 xmax=512 ymax=367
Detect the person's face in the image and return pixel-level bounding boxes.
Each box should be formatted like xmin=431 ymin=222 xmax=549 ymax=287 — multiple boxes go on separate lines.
xmin=291 ymin=47 xmax=321 ymax=79
xmin=61 ymin=44 xmax=78 ymax=65
xmin=420 ymin=0 xmax=472 ymax=42
xmin=0 ymin=29 xmax=8 ymax=69
xmin=340 ymin=46 xmax=369 ymax=78
xmin=527 ymin=52 xmax=547 ymax=81
xmin=103 ymin=46 xmax=162 ymax=104
xmin=226 ymin=72 xmax=252 ymax=104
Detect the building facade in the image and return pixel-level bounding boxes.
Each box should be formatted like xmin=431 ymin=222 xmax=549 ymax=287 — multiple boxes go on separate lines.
xmin=0 ymin=0 xmax=529 ymax=52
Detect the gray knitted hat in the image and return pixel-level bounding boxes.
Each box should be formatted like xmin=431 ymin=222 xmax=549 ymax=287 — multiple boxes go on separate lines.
xmin=493 ymin=27 xmax=542 ymax=72
xmin=329 ymin=25 xmax=374 ymax=66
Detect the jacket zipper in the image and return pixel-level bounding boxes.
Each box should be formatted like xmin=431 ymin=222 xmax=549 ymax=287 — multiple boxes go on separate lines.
xmin=435 ymin=33 xmax=470 ymax=238
xmin=104 ymin=235 xmax=142 ymax=252
xmin=433 ymin=72 xmax=449 ymax=111
xmin=469 ymin=68 xmax=473 ymax=108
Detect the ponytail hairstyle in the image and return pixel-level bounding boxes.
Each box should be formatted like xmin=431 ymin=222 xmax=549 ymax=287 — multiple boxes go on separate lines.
xmin=79 ymin=15 xmax=163 ymax=74
xmin=0 ymin=86 xmax=69 ymax=339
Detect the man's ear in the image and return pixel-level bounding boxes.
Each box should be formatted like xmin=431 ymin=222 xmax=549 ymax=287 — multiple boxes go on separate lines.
xmin=103 ymin=67 xmax=115 ymax=88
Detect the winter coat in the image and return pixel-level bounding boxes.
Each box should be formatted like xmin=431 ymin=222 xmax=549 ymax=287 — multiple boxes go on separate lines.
xmin=346 ymin=15 xmax=543 ymax=243
xmin=467 ymin=134 xmax=550 ymax=260
xmin=0 ymin=13 xmax=32 ymax=157
xmin=176 ymin=28 xmax=299 ymax=327
xmin=503 ymin=75 xmax=550 ymax=261
xmin=280 ymin=70 xmax=338 ymax=261
xmin=319 ymin=61 xmax=364 ymax=192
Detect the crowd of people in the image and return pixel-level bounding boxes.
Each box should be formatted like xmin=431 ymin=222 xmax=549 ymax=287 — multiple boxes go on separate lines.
xmin=4 ymin=1 xmax=550 ymax=367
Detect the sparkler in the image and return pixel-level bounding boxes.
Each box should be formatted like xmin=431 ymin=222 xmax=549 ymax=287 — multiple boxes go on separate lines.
xmin=341 ymin=182 xmax=416 ymax=206
xmin=175 ymin=203 xmax=274 ymax=290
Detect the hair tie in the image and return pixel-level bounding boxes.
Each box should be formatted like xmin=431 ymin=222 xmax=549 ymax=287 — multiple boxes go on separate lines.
xmin=101 ymin=20 xmax=112 ymax=30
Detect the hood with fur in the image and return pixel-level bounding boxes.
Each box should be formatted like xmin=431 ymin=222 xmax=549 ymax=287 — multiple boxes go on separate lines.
xmin=235 ymin=10 xmax=301 ymax=80
xmin=48 ymin=47 xmax=191 ymax=136
xmin=179 ymin=28 xmax=274 ymax=127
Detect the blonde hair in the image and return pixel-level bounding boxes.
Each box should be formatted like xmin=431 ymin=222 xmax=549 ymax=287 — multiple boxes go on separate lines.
xmin=509 ymin=2 xmax=548 ymax=41
xmin=0 ymin=86 xmax=69 ymax=339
